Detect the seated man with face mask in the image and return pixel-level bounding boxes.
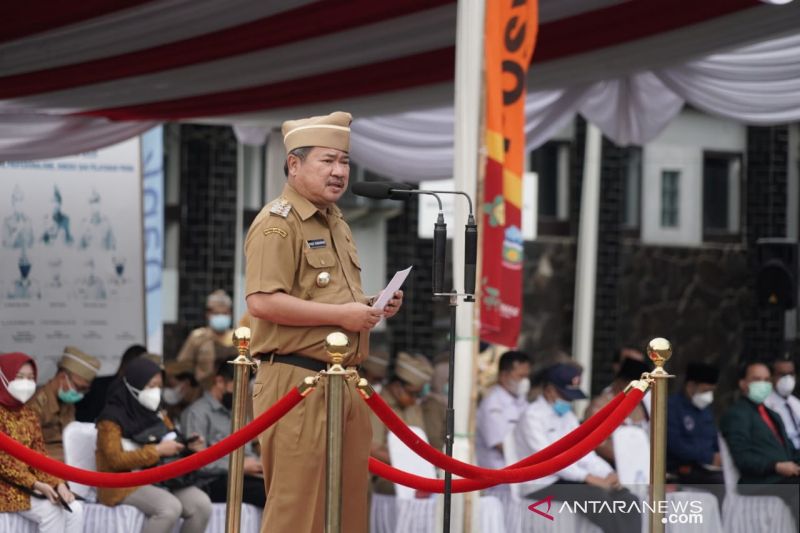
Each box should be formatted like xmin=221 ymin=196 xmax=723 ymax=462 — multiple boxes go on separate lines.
xmin=515 ymin=363 xmax=640 ymax=533
xmin=721 ymin=360 xmax=800 ymax=525
xmin=667 ymin=362 xmax=724 ymax=502
xmin=180 ymin=358 xmax=265 ymax=507
xmin=28 ymin=346 xmax=101 ymax=462
xmin=475 ymin=350 xmax=531 ymax=496
xmin=369 ymin=352 xmax=434 ymax=495
xmin=765 ymin=354 xmax=800 ymax=451
xmin=176 ymin=290 xmax=237 ymax=386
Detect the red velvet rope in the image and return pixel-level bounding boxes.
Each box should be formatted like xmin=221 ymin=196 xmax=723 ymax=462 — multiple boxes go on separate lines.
xmin=365 ymin=387 xmax=625 ymax=482
xmin=0 ymin=387 xmax=306 ymax=488
xmin=368 ymin=387 xmax=645 ymax=492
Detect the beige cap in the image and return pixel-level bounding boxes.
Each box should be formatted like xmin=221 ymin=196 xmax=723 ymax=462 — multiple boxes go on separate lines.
xmin=59 ymin=346 xmax=101 ymax=382
xmin=394 ymin=352 xmax=434 ymax=388
xmin=206 ymin=289 xmax=232 ymax=309
xmin=282 ymin=111 xmax=352 ymax=154
xmin=361 ymin=350 xmax=390 ymax=380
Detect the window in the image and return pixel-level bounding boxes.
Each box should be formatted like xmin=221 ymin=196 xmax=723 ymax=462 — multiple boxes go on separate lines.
xmin=531 ymin=141 xmax=570 ymax=235
xmin=703 ymin=151 xmax=742 ymax=240
xmin=622 ymin=148 xmax=642 ymax=232
xmin=660 ymin=170 xmax=680 ymax=228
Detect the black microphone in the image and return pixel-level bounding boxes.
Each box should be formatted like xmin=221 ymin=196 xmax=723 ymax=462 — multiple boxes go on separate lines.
xmin=350 ymin=181 xmax=413 ymax=200
xmin=433 ymin=212 xmax=447 ymax=295
xmin=464 ymin=214 xmax=477 ymax=299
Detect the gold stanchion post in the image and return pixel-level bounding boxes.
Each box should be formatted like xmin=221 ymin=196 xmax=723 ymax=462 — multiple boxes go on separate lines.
xmin=324 ymin=332 xmax=349 ymax=533
xmin=647 ymin=337 xmax=674 ymax=533
xmin=225 ymin=327 xmax=257 ymax=533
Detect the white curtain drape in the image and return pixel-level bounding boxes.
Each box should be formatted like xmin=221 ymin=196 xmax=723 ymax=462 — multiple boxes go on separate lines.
xmin=0 ymin=113 xmax=156 ymax=162
xmin=349 ymin=30 xmax=800 ymax=181
xmin=3 ymin=31 xmax=800 ymax=166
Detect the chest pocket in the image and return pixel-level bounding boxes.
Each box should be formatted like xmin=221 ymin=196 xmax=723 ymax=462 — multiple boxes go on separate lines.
xmin=348 ymin=248 xmax=361 ymax=271
xmin=305 ymin=249 xmax=337 ymax=269
xmin=303 ymin=249 xmax=338 ymax=298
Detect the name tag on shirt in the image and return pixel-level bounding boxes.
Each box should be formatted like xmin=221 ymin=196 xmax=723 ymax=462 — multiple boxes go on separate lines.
xmin=307 ymin=239 xmax=326 ymax=249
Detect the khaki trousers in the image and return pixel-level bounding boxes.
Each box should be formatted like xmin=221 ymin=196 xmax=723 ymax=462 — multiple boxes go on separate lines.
xmin=254 ymin=361 xmax=371 ymax=533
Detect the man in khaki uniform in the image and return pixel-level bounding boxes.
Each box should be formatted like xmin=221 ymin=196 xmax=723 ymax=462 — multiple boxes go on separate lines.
xmin=370 ymin=352 xmax=433 ymax=494
xmin=28 ymin=346 xmax=101 ymax=461
xmin=421 ymin=353 xmax=450 ymax=452
xmin=176 ymin=289 xmax=238 ymax=386
xmin=245 ymin=111 xmax=404 ymax=533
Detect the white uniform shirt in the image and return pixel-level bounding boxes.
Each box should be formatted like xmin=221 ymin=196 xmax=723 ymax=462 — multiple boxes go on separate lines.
xmin=765 ymin=391 xmax=800 ymax=450
xmin=514 ymin=396 xmax=613 ymax=491
xmin=475 ymin=384 xmax=529 ymax=469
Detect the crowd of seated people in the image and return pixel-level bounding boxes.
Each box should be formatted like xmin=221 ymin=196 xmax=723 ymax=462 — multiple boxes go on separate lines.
xmin=4 ymin=312 xmax=800 ymax=533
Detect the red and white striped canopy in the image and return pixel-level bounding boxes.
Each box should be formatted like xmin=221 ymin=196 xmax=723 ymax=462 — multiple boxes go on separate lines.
xmin=2 ymin=0 xmax=799 ymax=161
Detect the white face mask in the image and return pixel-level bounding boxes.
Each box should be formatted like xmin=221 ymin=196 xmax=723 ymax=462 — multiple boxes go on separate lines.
xmin=162 ymin=386 xmax=184 ymax=406
xmin=776 ymin=375 xmax=796 ymax=398
xmin=0 ymin=369 xmax=37 ymax=404
xmin=125 ymin=378 xmax=162 ymax=411
xmin=516 ymin=377 xmax=531 ymax=399
xmin=691 ymin=390 xmax=714 ymax=410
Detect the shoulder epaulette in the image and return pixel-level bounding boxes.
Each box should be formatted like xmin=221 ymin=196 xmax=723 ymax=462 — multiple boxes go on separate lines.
xmin=269 ymin=197 xmax=292 ymax=218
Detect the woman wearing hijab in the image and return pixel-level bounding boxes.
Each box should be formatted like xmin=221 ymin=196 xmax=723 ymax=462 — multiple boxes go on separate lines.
xmin=0 ymin=352 xmax=84 ymax=533
xmin=95 ymin=357 xmax=211 ymax=533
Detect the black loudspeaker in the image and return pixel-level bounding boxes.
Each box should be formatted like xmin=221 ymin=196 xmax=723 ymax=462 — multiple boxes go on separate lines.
xmin=756 ymin=239 xmax=798 ymax=310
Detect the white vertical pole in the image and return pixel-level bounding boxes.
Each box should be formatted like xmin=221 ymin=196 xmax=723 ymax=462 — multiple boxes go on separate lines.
xmin=233 ymin=142 xmax=246 ymax=322
xmin=265 ymin=128 xmax=286 ymax=201
xmin=452 ymin=0 xmax=485 ymax=531
xmin=572 ymin=123 xmax=602 ymax=407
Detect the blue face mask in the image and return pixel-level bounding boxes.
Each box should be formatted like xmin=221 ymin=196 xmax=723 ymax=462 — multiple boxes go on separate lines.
xmin=442 ymin=383 xmax=449 ymax=397
xmin=747 ymin=381 xmax=772 ymax=405
xmin=552 ymin=398 xmax=572 ymax=417
xmin=209 ymin=314 xmax=232 ymax=332
xmin=420 ymin=383 xmax=431 ymax=397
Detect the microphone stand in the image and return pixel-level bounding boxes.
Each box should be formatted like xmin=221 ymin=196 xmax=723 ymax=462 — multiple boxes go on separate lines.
xmin=357 ymin=184 xmax=476 ymax=532
xmin=426 ymin=193 xmax=476 ymax=533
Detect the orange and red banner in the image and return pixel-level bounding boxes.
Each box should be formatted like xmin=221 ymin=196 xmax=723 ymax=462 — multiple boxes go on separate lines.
xmin=480 ymin=0 xmax=538 ymax=347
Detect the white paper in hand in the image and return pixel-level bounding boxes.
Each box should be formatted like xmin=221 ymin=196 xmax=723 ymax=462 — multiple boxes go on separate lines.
xmin=373 ymin=266 xmax=413 ymax=309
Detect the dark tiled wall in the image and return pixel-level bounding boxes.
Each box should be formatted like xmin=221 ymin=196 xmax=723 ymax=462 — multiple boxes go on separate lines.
xmin=384 ymin=196 xmax=451 ymax=359
xmin=743 ymin=125 xmax=789 ymax=359
xmin=163 ymin=125 xmax=238 ymax=360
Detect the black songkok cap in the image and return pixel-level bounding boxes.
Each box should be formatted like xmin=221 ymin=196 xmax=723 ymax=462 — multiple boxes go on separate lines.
xmin=686 ymin=363 xmax=719 ymax=385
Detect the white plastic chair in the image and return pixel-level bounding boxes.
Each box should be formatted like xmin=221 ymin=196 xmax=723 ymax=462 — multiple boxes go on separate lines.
xmin=613 ymin=425 xmax=724 ymax=533
xmin=388 ymin=426 xmax=437 ymax=533
xmin=611 ymin=425 xmax=650 ymax=501
xmin=62 ymin=421 xmax=100 ymax=501
xmin=718 ymin=436 xmax=796 ymax=533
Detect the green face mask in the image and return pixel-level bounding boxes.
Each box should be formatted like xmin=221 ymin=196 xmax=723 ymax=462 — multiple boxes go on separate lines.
xmin=747 ymin=381 xmax=772 ymax=404
xmin=58 ymin=388 xmax=84 ymax=404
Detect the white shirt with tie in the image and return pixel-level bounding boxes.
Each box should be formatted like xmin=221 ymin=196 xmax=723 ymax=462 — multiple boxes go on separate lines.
xmin=764 ymin=390 xmax=800 ymax=450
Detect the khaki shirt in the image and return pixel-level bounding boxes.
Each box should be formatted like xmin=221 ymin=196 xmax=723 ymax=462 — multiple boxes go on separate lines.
xmin=244 ymin=184 xmax=369 ymax=364
xmin=27 ymin=378 xmax=75 ymax=462
xmin=176 ymin=326 xmax=237 ymax=384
